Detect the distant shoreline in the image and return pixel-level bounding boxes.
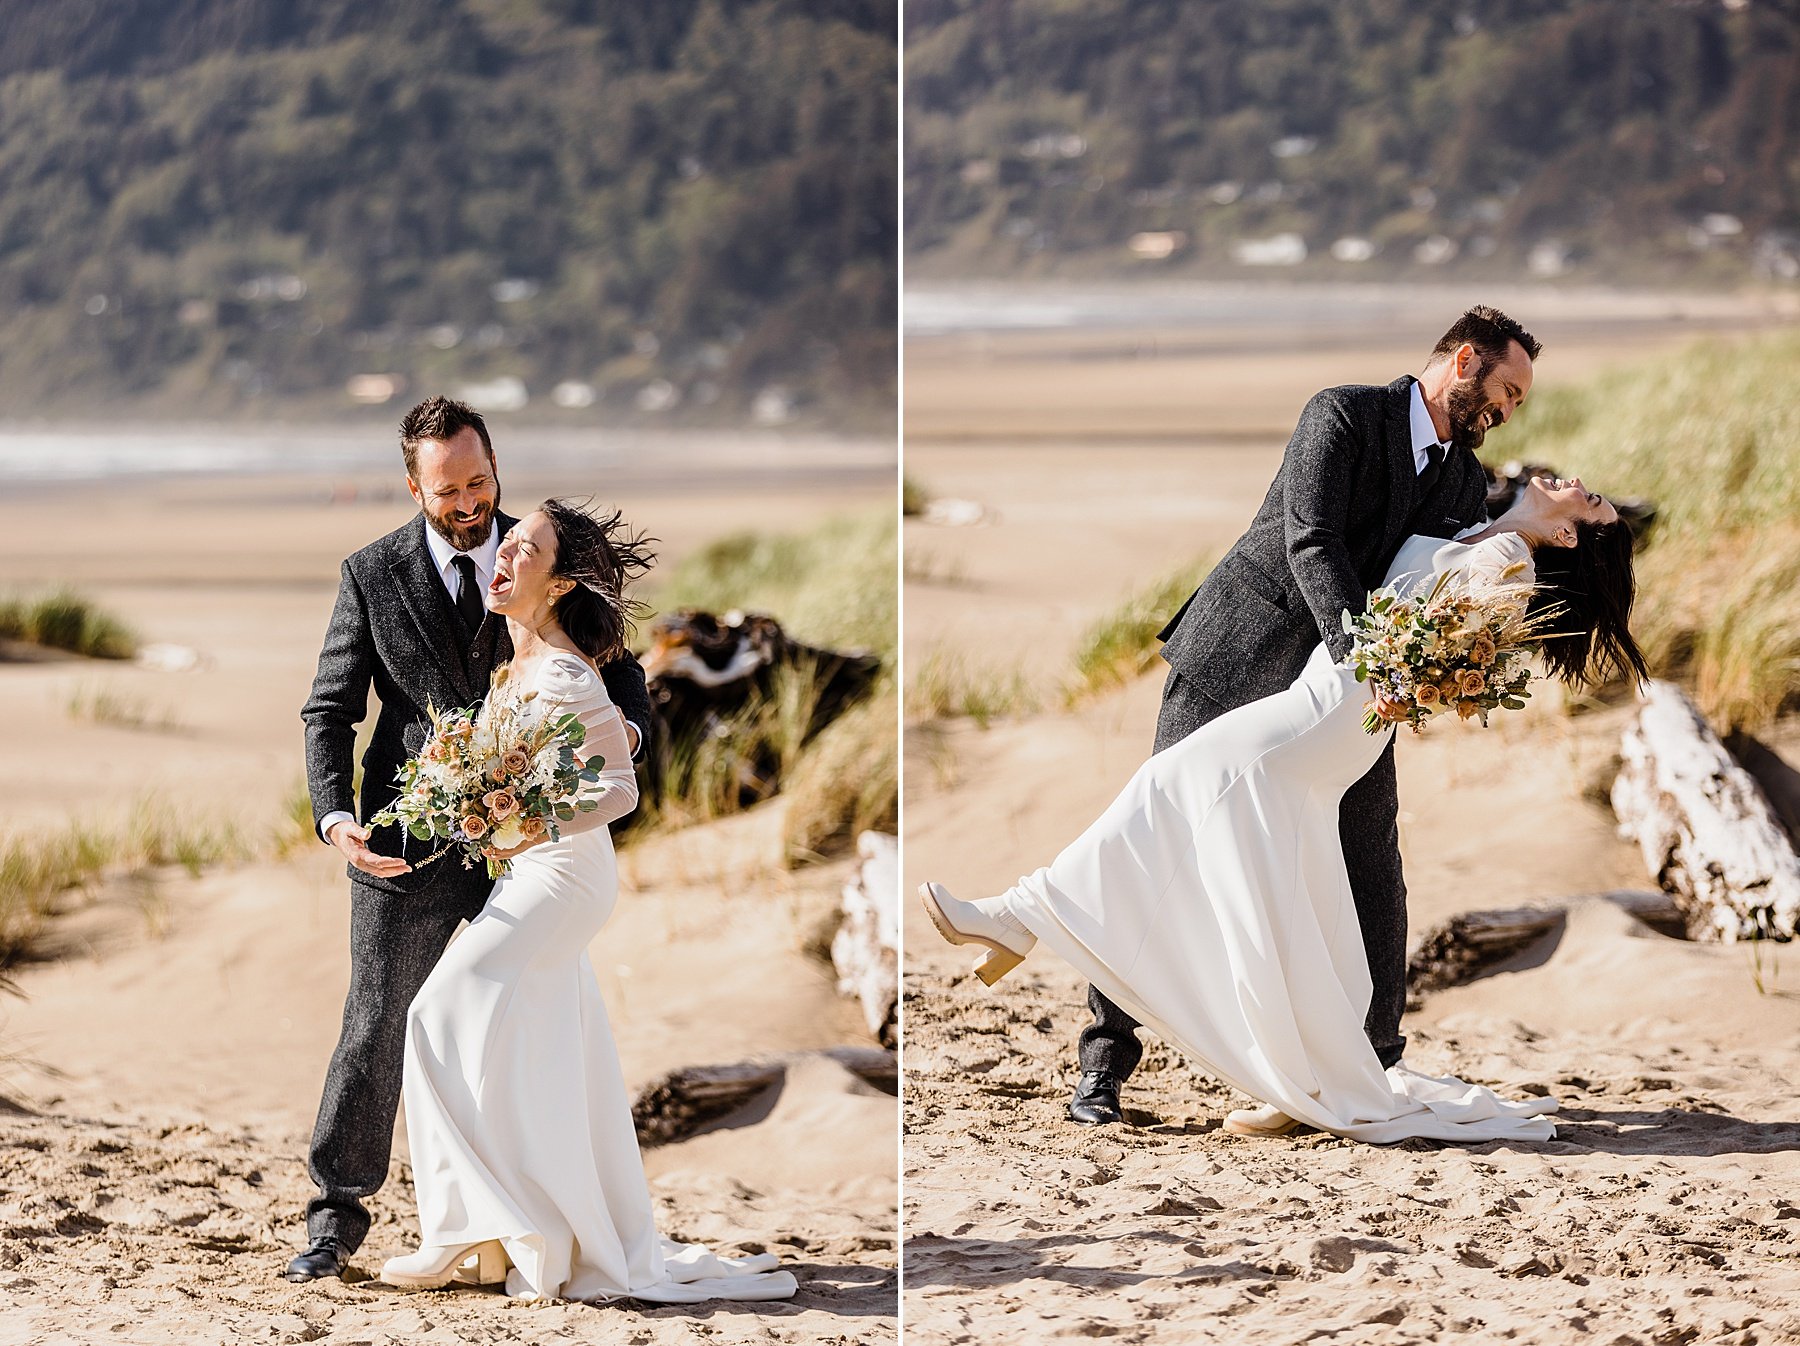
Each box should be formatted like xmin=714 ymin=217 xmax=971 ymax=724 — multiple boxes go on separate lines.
xmin=905 ymin=278 xmax=1800 ymax=338
xmin=0 ymin=425 xmax=896 ymax=490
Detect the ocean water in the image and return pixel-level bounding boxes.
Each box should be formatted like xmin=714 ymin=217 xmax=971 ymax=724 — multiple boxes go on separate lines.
xmin=903 ymin=280 xmax=1788 ymax=337
xmin=0 ymin=426 xmax=892 ymax=486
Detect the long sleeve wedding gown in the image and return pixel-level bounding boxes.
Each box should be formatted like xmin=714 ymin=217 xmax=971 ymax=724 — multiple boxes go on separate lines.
xmin=993 ymin=531 xmax=1558 ymax=1144
xmin=398 ymin=650 xmax=798 ymax=1302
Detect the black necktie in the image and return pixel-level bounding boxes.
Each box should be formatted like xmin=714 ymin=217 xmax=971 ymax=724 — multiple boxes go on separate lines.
xmin=1417 ymin=441 xmax=1445 ymax=499
xmin=451 ymin=555 xmax=484 ymax=635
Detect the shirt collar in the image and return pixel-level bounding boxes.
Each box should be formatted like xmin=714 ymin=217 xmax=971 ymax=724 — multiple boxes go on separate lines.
xmin=1408 ymin=380 xmax=1446 ymax=460
xmin=422 ymin=515 xmax=500 ymax=580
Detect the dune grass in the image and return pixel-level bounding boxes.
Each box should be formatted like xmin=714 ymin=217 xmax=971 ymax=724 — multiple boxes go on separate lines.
xmin=1487 ymin=331 xmax=1800 ymax=731
xmin=635 ymin=509 xmax=896 ymax=861
xmin=0 ymin=800 xmax=249 ymax=967
xmin=0 ymin=592 xmax=135 ymax=660
xmin=1064 ymin=558 xmax=1211 ymax=705
xmin=903 ymin=474 xmax=931 ymax=517
xmin=65 ymin=683 xmax=183 ymax=733
xmin=905 ymin=649 xmax=1041 ymax=727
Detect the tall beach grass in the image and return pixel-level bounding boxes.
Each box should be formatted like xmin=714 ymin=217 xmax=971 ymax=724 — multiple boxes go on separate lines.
xmin=1489 ymin=331 xmax=1800 ymax=730
xmin=1064 ymin=559 xmax=1211 ymax=705
xmin=638 ymin=509 xmax=896 ymax=861
xmin=0 ymin=592 xmax=135 ymax=660
xmin=0 ymin=800 xmax=249 ymax=967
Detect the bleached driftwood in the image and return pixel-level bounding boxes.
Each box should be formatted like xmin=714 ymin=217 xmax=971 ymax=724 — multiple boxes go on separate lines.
xmin=630 ymin=1047 xmax=897 ymax=1147
xmin=831 ymin=831 xmax=898 ymax=1046
xmin=1406 ymin=890 xmax=1686 ymax=1000
xmin=1611 ymin=681 xmax=1800 ymax=942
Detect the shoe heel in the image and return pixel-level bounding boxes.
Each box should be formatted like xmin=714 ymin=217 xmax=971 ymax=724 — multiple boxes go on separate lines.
xmin=973 ymin=946 xmax=1024 ymax=986
xmin=452 ymin=1240 xmax=508 ymax=1285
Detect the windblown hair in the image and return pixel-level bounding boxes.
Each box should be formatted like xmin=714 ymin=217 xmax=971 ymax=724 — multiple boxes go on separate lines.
xmin=1529 ymin=520 xmax=1650 ymax=688
xmin=399 ymin=395 xmax=493 ymax=479
xmin=1430 ymin=304 xmax=1543 ymax=368
xmin=539 ymin=498 xmax=656 ymax=664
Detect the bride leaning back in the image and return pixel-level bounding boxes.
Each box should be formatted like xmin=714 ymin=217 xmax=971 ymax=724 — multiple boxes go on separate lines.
xmin=924 ymin=473 xmax=1648 ymax=1147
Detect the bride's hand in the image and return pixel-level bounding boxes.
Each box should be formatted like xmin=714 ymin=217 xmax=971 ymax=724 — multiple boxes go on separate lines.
xmin=482 ymin=838 xmax=543 ymax=862
xmin=1372 ymin=690 xmax=1406 ymax=722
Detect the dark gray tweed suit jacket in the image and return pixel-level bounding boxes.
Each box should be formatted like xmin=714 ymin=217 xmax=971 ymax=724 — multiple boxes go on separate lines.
xmin=301 ymin=509 xmax=653 ymax=910
xmin=1077 ymin=375 xmax=1490 ymax=1081
xmin=1157 ymin=375 xmax=1490 ymax=698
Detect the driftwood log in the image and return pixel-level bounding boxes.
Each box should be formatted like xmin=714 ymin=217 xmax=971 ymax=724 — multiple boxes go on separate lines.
xmin=832 ymin=831 xmax=898 ymax=1046
xmin=1406 ymin=890 xmax=1685 ymax=1002
xmin=1612 ymin=680 xmax=1800 ymax=943
xmin=630 ymin=1047 xmax=897 ymax=1147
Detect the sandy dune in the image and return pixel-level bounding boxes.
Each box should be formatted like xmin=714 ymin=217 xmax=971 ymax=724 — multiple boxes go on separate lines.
xmin=0 ymin=443 xmax=898 ymax=1344
xmin=902 ymin=300 xmax=1800 ymax=1343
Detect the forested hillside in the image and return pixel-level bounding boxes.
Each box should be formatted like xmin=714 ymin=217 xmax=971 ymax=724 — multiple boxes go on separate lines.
xmin=0 ymin=0 xmax=896 ymax=425
xmin=905 ymin=0 xmax=1799 ymax=285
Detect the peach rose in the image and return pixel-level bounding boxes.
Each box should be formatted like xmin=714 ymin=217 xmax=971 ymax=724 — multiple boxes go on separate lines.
xmin=502 ymin=748 xmax=532 ymax=776
xmin=424 ymin=739 xmax=450 ymax=763
xmin=1456 ymin=668 xmax=1487 ymax=697
xmin=1469 ymin=635 xmax=1497 ymax=666
xmin=483 ymin=788 xmax=520 ymax=821
xmin=1455 ymin=699 xmax=1479 ymax=720
xmin=521 ymin=815 xmax=549 ymax=842
xmin=1414 ymin=683 xmax=1442 ymax=707
xmin=460 ymin=813 xmax=488 ymax=839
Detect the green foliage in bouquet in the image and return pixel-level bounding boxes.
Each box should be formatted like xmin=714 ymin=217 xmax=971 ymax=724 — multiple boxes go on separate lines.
xmin=1345 ymin=570 xmax=1542 ymax=734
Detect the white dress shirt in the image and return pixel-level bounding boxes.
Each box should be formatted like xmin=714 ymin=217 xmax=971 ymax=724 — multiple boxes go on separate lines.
xmin=1407 ymin=380 xmax=1448 ymax=475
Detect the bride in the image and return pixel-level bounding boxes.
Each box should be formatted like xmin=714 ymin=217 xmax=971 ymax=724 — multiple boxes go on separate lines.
xmin=379 ymin=498 xmax=798 ymax=1302
xmin=922 ymin=475 xmax=1649 ymax=1145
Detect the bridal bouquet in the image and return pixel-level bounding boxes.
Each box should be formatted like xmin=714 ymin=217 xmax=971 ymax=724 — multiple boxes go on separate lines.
xmin=370 ymin=665 xmax=605 ymax=878
xmin=1343 ymin=568 xmax=1544 ymax=734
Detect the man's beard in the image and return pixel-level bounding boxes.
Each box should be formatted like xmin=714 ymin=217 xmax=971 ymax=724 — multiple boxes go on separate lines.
xmin=426 ymin=488 xmax=501 ymax=552
xmin=1445 ymin=371 xmax=1497 ymax=453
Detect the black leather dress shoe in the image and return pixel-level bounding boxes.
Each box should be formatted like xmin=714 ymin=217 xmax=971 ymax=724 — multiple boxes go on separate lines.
xmin=285 ymin=1236 xmax=347 ymax=1282
xmin=1068 ymin=1070 xmax=1123 ymax=1125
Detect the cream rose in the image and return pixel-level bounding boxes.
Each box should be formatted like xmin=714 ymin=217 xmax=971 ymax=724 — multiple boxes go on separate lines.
xmin=488 ymin=816 xmax=527 ymax=851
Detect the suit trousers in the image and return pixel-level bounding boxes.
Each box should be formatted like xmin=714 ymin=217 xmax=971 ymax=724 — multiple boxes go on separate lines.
xmin=304 ymin=878 xmax=480 ymax=1251
xmin=1077 ymin=665 xmax=1410 ymax=1080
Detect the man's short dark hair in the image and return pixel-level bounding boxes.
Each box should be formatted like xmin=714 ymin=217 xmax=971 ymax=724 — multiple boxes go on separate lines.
xmin=1430 ymin=304 xmax=1542 ymax=367
xmin=399 ymin=396 xmax=493 ymax=479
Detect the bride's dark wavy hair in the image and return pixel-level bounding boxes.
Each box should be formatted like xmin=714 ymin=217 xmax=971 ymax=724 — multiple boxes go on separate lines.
xmin=1528 ymin=519 xmax=1651 ymax=688
xmin=539 ymin=498 xmax=656 ymax=663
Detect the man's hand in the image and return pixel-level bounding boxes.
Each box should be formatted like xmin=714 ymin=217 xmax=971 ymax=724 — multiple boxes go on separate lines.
xmin=327 ymin=819 xmax=412 ymax=878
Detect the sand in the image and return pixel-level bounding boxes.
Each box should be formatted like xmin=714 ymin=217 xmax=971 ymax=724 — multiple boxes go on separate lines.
xmin=0 ymin=437 xmax=898 ymax=1345
xmin=902 ymin=294 xmax=1800 ymax=1343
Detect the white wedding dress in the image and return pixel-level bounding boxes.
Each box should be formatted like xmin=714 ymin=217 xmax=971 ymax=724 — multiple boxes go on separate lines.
xmin=399 ymin=651 xmax=798 ymax=1302
xmin=993 ymin=531 xmax=1558 ymax=1144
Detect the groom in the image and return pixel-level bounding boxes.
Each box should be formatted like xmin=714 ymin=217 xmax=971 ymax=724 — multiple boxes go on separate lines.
xmin=1068 ymin=305 xmax=1541 ymax=1129
xmin=286 ymin=396 xmax=654 ymax=1280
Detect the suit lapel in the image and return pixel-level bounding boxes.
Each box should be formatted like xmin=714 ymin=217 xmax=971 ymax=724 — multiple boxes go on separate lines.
xmin=1383 ymin=375 xmax=1422 ymax=541
xmin=391 ymin=516 xmax=478 ymax=705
